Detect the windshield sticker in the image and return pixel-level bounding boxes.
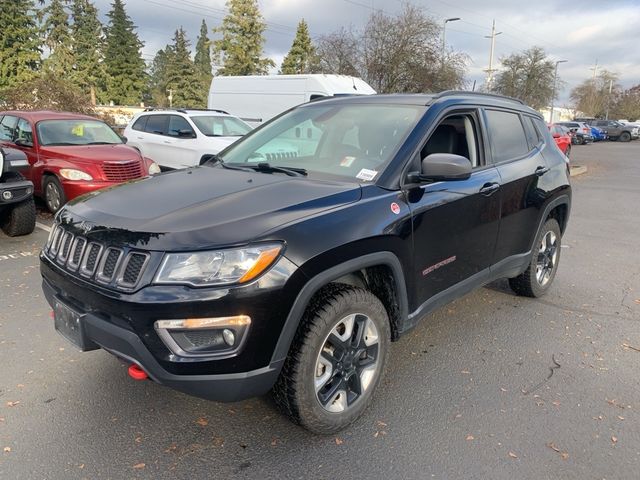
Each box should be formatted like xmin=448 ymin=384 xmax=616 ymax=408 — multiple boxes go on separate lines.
xmin=340 ymin=156 xmax=356 ymax=167
xmin=356 ymin=168 xmax=378 ymax=181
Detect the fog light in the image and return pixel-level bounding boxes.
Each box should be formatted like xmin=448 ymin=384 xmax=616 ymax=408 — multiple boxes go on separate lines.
xmin=222 ymin=328 xmax=235 ymax=346
xmin=154 ymin=315 xmax=251 ymax=358
xmin=2 ymin=191 xmax=12 ymax=200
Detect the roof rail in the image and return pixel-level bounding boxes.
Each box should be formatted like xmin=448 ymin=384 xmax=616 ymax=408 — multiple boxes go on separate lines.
xmin=142 ymin=107 xmax=229 ymax=115
xmin=434 ymin=90 xmax=525 ymax=105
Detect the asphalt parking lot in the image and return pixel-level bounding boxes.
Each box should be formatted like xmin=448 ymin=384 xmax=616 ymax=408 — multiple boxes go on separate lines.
xmin=1 ymin=141 xmax=639 ymax=479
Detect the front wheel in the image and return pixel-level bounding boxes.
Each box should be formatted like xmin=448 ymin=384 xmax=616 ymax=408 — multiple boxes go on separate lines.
xmin=509 ymin=218 xmax=562 ymax=298
xmin=1 ymin=198 xmax=36 ymax=236
xmin=43 ymin=175 xmax=66 ymax=213
xmin=619 ymin=131 xmax=632 ymax=142
xmin=272 ymin=286 xmax=390 ymax=434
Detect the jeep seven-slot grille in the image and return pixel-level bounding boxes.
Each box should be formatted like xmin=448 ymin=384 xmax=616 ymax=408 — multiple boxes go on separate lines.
xmin=45 ymin=225 xmax=149 ymax=289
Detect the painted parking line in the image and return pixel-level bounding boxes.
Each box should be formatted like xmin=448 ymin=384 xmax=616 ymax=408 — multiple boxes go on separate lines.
xmin=36 ymin=222 xmax=52 ymax=233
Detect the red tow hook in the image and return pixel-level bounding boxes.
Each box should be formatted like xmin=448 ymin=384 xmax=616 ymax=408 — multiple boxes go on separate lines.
xmin=128 ymin=364 xmax=148 ymax=381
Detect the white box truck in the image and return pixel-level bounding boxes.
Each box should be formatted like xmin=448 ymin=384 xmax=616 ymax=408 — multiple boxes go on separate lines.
xmin=207 ymin=74 xmax=376 ymax=126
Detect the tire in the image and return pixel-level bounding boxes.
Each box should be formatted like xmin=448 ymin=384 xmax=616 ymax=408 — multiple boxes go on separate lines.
xmin=1 ymin=197 xmax=36 ymax=236
xmin=43 ymin=175 xmax=66 ymax=213
xmin=619 ymin=131 xmax=632 ymax=142
xmin=272 ymin=285 xmax=390 ymax=434
xmin=509 ymin=218 xmax=562 ymax=298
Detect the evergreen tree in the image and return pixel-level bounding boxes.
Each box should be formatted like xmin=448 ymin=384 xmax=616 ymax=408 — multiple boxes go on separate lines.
xmin=164 ymin=28 xmax=204 ymax=108
xmin=42 ymin=0 xmax=75 ymax=76
xmin=0 ymin=0 xmax=41 ymax=92
xmin=194 ymin=19 xmax=212 ymax=84
xmin=103 ymin=0 xmax=147 ymax=105
xmin=212 ymin=0 xmax=274 ymax=76
xmin=71 ymin=0 xmax=106 ymax=104
xmin=148 ymin=47 xmax=173 ymax=107
xmin=280 ymin=19 xmax=315 ymax=74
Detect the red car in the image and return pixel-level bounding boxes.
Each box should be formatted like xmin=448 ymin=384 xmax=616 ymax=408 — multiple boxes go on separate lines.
xmin=548 ymin=123 xmax=572 ymax=158
xmin=0 ymin=111 xmax=160 ymax=212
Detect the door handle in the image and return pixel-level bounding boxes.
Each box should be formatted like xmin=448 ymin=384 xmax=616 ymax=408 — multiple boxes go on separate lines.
xmin=163 ymin=140 xmax=173 ymax=144
xmin=479 ymin=182 xmax=500 ymax=196
xmin=136 ymin=136 xmax=143 ymax=140
xmin=535 ymin=165 xmax=550 ymax=176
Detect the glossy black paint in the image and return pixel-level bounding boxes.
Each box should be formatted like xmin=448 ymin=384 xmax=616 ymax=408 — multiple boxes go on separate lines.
xmin=40 ymin=92 xmax=571 ymax=402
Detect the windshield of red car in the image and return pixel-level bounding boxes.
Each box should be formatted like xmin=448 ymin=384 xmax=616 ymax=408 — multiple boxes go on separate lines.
xmin=36 ymin=120 xmax=123 ymax=146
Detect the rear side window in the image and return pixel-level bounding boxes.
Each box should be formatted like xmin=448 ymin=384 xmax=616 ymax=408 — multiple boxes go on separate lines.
xmin=0 ymin=115 xmax=18 ymax=141
xmin=132 ymin=116 xmax=148 ymax=132
xmin=523 ymin=116 xmax=543 ymax=147
xmin=144 ymin=115 xmax=168 ymax=135
xmin=167 ymin=115 xmax=195 ymax=137
xmin=484 ymin=110 xmax=529 ymax=163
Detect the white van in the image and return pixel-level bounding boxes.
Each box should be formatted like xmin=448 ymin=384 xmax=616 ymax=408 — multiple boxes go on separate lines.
xmin=208 ymin=74 xmax=376 ymax=126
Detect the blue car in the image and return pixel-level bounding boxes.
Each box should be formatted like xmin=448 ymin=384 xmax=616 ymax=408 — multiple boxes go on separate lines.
xmin=590 ymin=126 xmax=607 ymax=141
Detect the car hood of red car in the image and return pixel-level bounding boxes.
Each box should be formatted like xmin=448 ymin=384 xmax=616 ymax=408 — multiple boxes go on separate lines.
xmin=40 ymin=144 xmax=143 ymax=162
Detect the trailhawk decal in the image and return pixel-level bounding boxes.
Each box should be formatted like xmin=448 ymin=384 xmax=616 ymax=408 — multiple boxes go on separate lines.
xmin=422 ymin=255 xmax=457 ymax=276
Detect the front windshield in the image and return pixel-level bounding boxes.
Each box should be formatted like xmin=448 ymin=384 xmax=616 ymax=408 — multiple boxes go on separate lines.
xmin=37 ymin=119 xmax=122 ymax=146
xmin=190 ymin=115 xmax=252 ymax=137
xmin=218 ymin=103 xmax=424 ymax=182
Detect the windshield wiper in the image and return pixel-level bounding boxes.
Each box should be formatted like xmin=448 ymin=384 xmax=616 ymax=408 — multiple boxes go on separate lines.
xmin=251 ymin=163 xmax=307 ymax=177
xmin=87 ymin=141 xmax=118 ymax=145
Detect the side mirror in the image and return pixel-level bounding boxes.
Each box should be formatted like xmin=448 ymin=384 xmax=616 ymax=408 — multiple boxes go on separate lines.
xmin=552 ymin=132 xmax=561 ymax=139
xmin=120 ymin=135 xmax=128 ymax=144
xmin=14 ymin=138 xmax=33 ymax=148
xmin=407 ymin=153 xmax=472 ymax=183
xmin=178 ymin=129 xmax=196 ymax=139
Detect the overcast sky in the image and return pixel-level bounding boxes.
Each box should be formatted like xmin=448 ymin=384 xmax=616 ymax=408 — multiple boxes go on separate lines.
xmin=93 ymin=0 xmax=640 ymax=104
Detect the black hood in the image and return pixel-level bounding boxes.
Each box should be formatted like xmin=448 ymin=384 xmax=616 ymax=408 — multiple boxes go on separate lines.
xmin=60 ymin=166 xmax=361 ymax=250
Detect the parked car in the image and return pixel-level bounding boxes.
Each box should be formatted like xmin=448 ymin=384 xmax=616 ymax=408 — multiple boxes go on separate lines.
xmin=0 ymin=147 xmax=35 ymax=236
xmin=124 ymin=109 xmax=252 ymax=170
xmin=41 ymin=91 xmax=571 ymax=433
xmin=548 ymin=124 xmax=572 ymax=157
xmin=556 ymin=121 xmax=593 ymax=144
xmin=588 ymin=119 xmax=639 ymax=142
xmin=590 ymin=126 xmax=607 ymax=141
xmin=208 ymin=74 xmax=376 ymax=127
xmin=0 ymin=111 xmax=160 ymax=213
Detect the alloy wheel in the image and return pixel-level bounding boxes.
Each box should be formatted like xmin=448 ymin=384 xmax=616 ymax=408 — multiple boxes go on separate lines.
xmin=314 ymin=313 xmax=380 ymax=413
xmin=536 ymin=230 xmax=558 ymax=286
xmin=46 ymin=182 xmax=61 ymax=212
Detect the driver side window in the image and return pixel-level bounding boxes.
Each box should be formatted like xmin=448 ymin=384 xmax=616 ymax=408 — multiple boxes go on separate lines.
xmin=420 ymin=112 xmax=481 ymax=168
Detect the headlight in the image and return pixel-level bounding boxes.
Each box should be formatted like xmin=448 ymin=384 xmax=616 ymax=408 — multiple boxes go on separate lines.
xmin=59 ymin=168 xmax=93 ymax=181
xmin=155 ymin=244 xmax=282 ymax=287
xmin=148 ymin=162 xmax=161 ymax=175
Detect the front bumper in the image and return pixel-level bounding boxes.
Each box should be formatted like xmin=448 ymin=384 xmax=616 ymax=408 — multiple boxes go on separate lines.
xmin=41 ymin=276 xmax=284 ymax=402
xmin=61 ymin=180 xmax=125 ymax=202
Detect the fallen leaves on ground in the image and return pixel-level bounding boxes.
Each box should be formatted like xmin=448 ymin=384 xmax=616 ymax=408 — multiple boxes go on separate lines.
xmin=547 ymin=442 xmax=569 ymax=460
xmin=3 ymin=447 xmax=10 ymax=453
xmin=133 ymin=463 xmax=145 ymax=469
xmin=508 ymin=451 xmax=518 ymax=459
xmin=6 ymin=401 xmax=19 ymax=407
xmin=270 ymin=438 xmax=278 ymax=446
xmin=622 ymin=343 xmax=640 ymax=353
xmin=465 ymin=435 xmax=474 ymax=441
xmin=335 ymin=438 xmax=344 ymax=445
xmin=196 ymin=417 xmax=208 ymax=427
xmin=611 ymin=436 xmax=618 ymax=444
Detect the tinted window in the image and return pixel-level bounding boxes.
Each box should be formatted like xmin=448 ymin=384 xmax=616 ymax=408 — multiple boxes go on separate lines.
xmin=167 ymin=115 xmax=195 ymax=137
xmin=485 ymin=110 xmax=529 ymax=162
xmin=523 ymin=116 xmax=542 ymax=147
xmin=132 ymin=116 xmax=148 ymax=132
xmin=144 ymin=115 xmax=168 ymax=135
xmin=0 ymin=115 xmax=18 ymax=141
xmin=15 ymin=118 xmax=33 ymax=144
xmin=190 ymin=115 xmax=251 ymax=137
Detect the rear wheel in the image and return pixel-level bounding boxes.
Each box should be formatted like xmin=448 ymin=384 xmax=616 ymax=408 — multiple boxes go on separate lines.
xmin=509 ymin=218 xmax=561 ymax=298
xmin=1 ymin=197 xmax=36 ymax=236
xmin=272 ymin=286 xmax=390 ymax=434
xmin=619 ymin=131 xmax=632 ymax=142
xmin=43 ymin=175 xmax=66 ymax=213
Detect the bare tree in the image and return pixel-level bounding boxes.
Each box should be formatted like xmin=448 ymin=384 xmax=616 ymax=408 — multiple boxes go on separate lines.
xmin=314 ymin=3 xmax=467 ymax=93
xmin=492 ymin=47 xmax=556 ymax=110
xmin=570 ymin=70 xmax=620 ymax=118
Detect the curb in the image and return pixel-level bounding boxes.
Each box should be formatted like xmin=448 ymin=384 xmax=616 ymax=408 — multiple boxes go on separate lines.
xmin=570 ymin=165 xmax=587 ymax=177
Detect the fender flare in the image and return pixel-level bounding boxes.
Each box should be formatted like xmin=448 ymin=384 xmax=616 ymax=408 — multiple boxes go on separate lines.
xmin=530 ymin=194 xmax=571 ymax=251
xmin=270 ymin=251 xmax=409 ymax=365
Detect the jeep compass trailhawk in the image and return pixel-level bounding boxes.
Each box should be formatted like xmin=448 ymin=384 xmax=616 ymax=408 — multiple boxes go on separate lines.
xmin=41 ymin=92 xmax=571 ymax=433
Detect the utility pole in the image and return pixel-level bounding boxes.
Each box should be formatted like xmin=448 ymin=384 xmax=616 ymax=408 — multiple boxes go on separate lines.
xmin=549 ymin=60 xmax=567 ymax=124
xmin=484 ymin=20 xmax=502 ymax=91
xmin=605 ymin=79 xmax=613 ymax=120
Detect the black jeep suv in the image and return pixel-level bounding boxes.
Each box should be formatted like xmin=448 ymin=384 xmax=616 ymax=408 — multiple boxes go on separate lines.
xmin=41 ymin=92 xmax=571 ymax=433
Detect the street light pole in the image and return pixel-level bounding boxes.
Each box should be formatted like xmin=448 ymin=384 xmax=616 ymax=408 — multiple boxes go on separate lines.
xmin=549 ymin=60 xmax=567 ymax=124
xmin=442 ymin=17 xmax=461 ymax=59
